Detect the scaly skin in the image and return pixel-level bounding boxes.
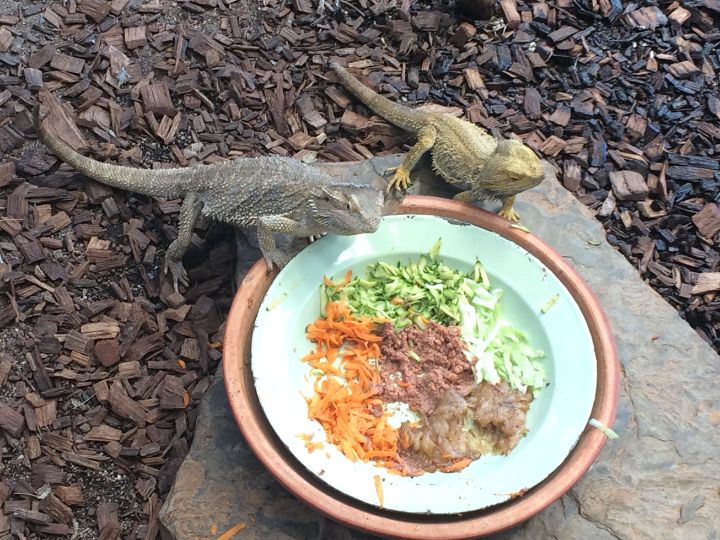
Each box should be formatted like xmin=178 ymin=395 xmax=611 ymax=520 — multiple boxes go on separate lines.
xmin=330 ymin=62 xmax=544 ymax=221
xmin=33 ymin=99 xmax=384 ymax=291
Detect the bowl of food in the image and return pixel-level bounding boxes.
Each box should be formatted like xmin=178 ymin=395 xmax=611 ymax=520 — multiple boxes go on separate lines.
xmin=223 ymin=195 xmax=619 ymax=539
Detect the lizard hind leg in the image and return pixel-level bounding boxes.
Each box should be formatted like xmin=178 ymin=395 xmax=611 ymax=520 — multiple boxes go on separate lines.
xmin=164 ymin=192 xmax=203 ymax=292
xmin=164 ymin=257 xmax=189 ymax=292
xmin=452 ymin=190 xmax=475 ymax=204
xmin=385 ymin=125 xmax=437 ymax=194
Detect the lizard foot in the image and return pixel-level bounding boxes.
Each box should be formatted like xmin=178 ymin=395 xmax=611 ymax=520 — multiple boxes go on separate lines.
xmin=164 ymin=257 xmax=189 ymax=292
xmin=498 ymin=206 xmax=520 ymax=222
xmin=308 ymin=233 xmax=327 ymax=244
xmin=262 ymin=249 xmax=292 ymax=272
xmin=498 ymin=196 xmax=520 ymax=222
xmin=385 ymin=165 xmax=412 ymax=194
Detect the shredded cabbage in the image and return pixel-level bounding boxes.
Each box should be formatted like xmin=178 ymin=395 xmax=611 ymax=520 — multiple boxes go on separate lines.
xmin=457 ymin=277 xmax=546 ymax=393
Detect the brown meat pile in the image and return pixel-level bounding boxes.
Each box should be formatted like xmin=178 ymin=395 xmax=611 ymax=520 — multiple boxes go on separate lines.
xmin=376 ymin=321 xmax=535 ymax=476
xmin=396 ymin=390 xmax=473 ymax=475
xmin=398 ymin=383 xmax=533 ymax=475
xmin=466 ymin=381 xmax=534 ymax=454
xmin=377 ymin=322 xmax=475 ymax=414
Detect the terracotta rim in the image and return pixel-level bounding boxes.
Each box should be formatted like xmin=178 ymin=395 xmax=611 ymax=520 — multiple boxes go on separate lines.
xmin=223 ymin=195 xmax=620 ymax=540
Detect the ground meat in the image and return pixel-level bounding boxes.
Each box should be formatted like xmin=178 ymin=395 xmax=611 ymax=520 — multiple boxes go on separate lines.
xmin=377 ymin=322 xmax=475 ymax=414
xmin=466 ymin=381 xmax=534 ymax=454
xmin=397 ymin=383 xmax=533 ymax=476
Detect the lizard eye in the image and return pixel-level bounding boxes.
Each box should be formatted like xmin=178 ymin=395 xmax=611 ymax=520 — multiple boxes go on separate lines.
xmin=346 ymin=201 xmax=353 ymax=211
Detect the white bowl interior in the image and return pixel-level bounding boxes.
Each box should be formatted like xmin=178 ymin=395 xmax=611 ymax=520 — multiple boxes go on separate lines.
xmin=251 ymin=214 xmax=597 ymax=514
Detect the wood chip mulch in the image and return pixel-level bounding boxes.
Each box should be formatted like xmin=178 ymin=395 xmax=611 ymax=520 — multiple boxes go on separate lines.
xmin=0 ymin=0 xmax=718 ymax=537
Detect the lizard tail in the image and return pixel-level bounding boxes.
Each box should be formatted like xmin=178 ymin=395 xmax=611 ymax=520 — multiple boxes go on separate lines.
xmin=33 ymin=102 xmax=191 ymax=197
xmin=329 ymin=62 xmax=425 ymax=133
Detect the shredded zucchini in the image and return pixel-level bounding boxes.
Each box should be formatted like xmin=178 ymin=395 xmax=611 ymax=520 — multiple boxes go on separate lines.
xmin=589 ymin=418 xmax=619 ymax=439
xmin=541 ymin=294 xmax=560 ymax=314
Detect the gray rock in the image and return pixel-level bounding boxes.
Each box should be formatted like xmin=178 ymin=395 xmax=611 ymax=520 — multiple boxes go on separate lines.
xmin=160 ymin=157 xmax=720 ymax=540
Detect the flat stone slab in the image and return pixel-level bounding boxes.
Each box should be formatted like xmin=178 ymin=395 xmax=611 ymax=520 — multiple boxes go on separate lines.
xmin=159 ymin=156 xmax=720 ymax=540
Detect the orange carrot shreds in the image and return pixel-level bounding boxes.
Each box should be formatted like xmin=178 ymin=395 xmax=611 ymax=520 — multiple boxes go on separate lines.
xmin=493 ymin=488 xmax=528 ymax=498
xmin=302 ymin=301 xmax=398 ymax=468
xmin=323 ymin=270 xmax=354 ymax=290
xmin=217 ymin=522 xmax=246 ymax=540
xmin=439 ymin=458 xmax=473 ymax=473
xmin=373 ymin=475 xmax=384 ymax=508
xmin=305 ymin=441 xmax=324 ymax=453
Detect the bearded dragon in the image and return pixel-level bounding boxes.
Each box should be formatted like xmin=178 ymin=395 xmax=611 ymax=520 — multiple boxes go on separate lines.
xmin=329 ymin=62 xmax=544 ymax=221
xmin=33 ymin=101 xmax=383 ymax=291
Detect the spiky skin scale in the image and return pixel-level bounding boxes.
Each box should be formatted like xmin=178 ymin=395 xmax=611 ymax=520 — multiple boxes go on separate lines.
xmin=330 ymin=62 xmax=544 ymax=220
xmin=33 ymin=102 xmax=383 ymax=290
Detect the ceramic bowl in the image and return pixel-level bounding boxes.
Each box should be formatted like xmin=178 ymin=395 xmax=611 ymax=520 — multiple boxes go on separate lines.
xmin=223 ymin=195 xmax=619 ymax=539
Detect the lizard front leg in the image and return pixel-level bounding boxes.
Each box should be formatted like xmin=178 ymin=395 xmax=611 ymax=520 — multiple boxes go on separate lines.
xmin=498 ymin=195 xmax=520 ymax=222
xmin=455 ymin=191 xmax=520 ymax=221
xmin=257 ymin=216 xmax=313 ymax=271
xmin=164 ymin=192 xmax=203 ymax=292
xmin=386 ymin=125 xmax=437 ymax=194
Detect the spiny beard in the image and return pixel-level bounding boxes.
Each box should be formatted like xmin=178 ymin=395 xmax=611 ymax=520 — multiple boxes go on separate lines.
xmin=315 ymin=214 xmax=342 ymax=230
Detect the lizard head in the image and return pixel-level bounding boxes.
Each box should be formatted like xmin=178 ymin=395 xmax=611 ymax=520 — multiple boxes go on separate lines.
xmin=476 ymin=139 xmax=544 ymax=195
xmin=308 ymin=184 xmax=384 ymax=235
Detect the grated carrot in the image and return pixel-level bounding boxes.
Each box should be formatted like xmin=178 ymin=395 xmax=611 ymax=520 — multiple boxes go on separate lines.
xmin=217 ymin=522 xmax=246 ymax=540
xmin=305 ymin=441 xmax=324 ymax=453
xmin=439 ymin=458 xmax=472 ymax=473
xmin=323 ymin=270 xmax=353 ymax=290
xmin=302 ymin=301 xmax=399 ymax=468
xmin=373 ymin=474 xmax=384 ymax=508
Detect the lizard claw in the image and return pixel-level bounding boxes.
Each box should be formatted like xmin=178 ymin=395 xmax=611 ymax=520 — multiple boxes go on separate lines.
xmin=164 ymin=257 xmax=189 ymax=292
xmin=385 ymin=165 xmax=412 ymax=194
xmin=263 ymin=249 xmax=292 ymax=272
xmin=308 ymin=233 xmax=327 ymax=244
xmin=498 ymin=206 xmax=520 ymax=222
xmin=498 ymin=196 xmax=520 ymax=222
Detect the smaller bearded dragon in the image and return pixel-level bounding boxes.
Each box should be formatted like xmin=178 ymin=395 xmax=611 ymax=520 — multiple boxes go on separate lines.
xmin=330 ymin=62 xmax=544 ymax=221
xmin=34 ymin=100 xmax=383 ymax=291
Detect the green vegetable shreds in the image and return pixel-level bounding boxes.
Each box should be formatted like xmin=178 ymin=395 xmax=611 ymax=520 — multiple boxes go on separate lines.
xmin=322 ymin=238 xmax=470 ymax=328
xmin=321 ymin=239 xmax=548 ymax=393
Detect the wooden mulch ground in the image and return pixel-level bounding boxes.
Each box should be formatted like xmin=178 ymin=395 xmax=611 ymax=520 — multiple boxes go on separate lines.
xmin=0 ymin=0 xmax=718 ymax=537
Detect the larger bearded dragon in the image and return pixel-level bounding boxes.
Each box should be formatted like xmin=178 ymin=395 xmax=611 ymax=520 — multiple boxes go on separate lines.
xmin=33 ymin=100 xmax=383 ymax=291
xmin=330 ymin=62 xmax=544 ymax=221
